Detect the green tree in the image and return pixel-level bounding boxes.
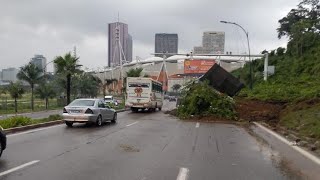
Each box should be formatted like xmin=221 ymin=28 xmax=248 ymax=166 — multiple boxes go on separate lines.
xmin=172 ymin=84 xmax=182 ymax=92
xmin=7 ymin=82 xmax=24 ymax=113
xmin=75 ymin=73 xmax=101 ymax=98
xmin=17 ymin=63 xmax=43 ymax=111
xmin=276 ymin=47 xmax=286 ymax=56
xmin=54 ymin=53 xmax=82 ymax=104
xmin=277 ymin=0 xmax=320 ymax=56
xmin=126 ymin=68 xmax=143 ymax=77
xmin=35 ymin=83 xmax=56 ymax=109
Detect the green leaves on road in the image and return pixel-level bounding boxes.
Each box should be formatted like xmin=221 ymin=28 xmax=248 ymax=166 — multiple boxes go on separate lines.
xmin=177 ymin=81 xmax=236 ymax=120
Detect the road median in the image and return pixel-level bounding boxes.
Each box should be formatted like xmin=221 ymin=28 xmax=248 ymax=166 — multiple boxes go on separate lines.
xmin=3 ymin=109 xmax=127 ymax=134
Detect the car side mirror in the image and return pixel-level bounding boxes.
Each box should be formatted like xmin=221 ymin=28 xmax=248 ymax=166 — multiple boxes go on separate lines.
xmin=106 ymin=105 xmax=111 ymax=109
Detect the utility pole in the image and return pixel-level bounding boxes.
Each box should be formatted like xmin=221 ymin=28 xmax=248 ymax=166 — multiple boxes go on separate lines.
xmin=220 ymin=20 xmax=252 ymax=90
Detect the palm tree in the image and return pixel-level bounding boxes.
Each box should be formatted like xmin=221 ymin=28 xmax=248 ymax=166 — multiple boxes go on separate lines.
xmin=54 ymin=53 xmax=82 ymax=104
xmin=7 ymin=82 xmax=24 ymax=113
xmin=35 ymin=83 xmax=56 ymax=109
xmin=172 ymin=84 xmax=182 ymax=92
xmin=17 ymin=63 xmax=43 ymax=111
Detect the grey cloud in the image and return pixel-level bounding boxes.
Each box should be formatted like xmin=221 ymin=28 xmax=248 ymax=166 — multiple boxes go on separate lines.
xmin=0 ymin=0 xmax=300 ymax=70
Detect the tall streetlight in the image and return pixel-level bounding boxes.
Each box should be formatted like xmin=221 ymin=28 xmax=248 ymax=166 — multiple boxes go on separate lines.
xmin=220 ymin=20 xmax=252 ymax=90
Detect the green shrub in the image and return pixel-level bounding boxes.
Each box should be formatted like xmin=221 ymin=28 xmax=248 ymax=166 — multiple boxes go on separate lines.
xmin=0 ymin=116 xmax=32 ymax=129
xmin=47 ymin=114 xmax=62 ymax=121
xmin=176 ymin=81 xmax=236 ymax=119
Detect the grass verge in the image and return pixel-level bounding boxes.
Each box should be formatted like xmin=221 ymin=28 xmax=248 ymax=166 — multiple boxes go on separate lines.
xmin=279 ymin=99 xmax=320 ymax=140
xmin=0 ymin=114 xmax=62 ymax=129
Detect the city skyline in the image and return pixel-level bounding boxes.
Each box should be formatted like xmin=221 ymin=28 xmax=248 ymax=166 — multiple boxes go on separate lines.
xmin=30 ymin=54 xmax=47 ymax=72
xmin=155 ymin=33 xmax=178 ymax=58
xmin=194 ymin=31 xmax=225 ymax=54
xmin=108 ymin=22 xmax=132 ymax=67
xmin=0 ymin=0 xmax=300 ymax=71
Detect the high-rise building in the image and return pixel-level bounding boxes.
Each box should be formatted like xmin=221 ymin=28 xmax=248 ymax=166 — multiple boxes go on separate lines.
xmin=1 ymin=67 xmax=19 ymax=82
xmin=127 ymin=34 xmax=133 ymax=63
xmin=30 ymin=54 xmax=47 ymax=72
xmin=155 ymin=33 xmax=178 ymax=57
xmin=194 ymin=31 xmax=225 ymax=54
xmin=108 ymin=22 xmax=133 ymax=67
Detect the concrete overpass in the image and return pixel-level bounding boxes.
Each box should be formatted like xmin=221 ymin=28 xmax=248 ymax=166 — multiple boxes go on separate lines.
xmin=92 ymin=54 xmax=267 ymax=82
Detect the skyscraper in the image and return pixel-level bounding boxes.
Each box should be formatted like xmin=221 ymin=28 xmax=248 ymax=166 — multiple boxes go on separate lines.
xmin=108 ymin=22 xmax=133 ymax=67
xmin=155 ymin=33 xmax=178 ymax=57
xmin=30 ymin=54 xmax=47 ymax=72
xmin=1 ymin=68 xmax=19 ymax=82
xmin=194 ymin=31 xmax=225 ymax=54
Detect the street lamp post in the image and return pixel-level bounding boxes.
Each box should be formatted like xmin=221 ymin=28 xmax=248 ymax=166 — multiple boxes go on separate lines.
xmin=220 ymin=20 xmax=253 ymax=90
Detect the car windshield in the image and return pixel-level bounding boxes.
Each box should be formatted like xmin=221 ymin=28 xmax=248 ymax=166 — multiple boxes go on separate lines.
xmin=68 ymin=100 xmax=95 ymax=107
xmin=104 ymin=98 xmax=112 ymax=101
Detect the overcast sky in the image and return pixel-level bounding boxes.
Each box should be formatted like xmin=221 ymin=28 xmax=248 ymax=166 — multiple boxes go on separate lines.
xmin=0 ymin=0 xmax=300 ymax=71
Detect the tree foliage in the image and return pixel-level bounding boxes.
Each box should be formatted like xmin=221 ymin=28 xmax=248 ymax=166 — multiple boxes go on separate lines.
xmin=17 ymin=62 xmax=43 ymax=110
xmin=54 ymin=53 xmax=82 ymax=104
xmin=35 ymin=83 xmax=56 ymax=109
xmin=73 ymin=73 xmax=101 ymax=98
xmin=277 ymin=0 xmax=320 ymax=56
xmin=126 ymin=68 xmax=143 ymax=77
xmin=172 ymin=84 xmax=182 ymax=92
xmin=177 ymin=81 xmax=236 ymax=119
xmin=7 ymin=82 xmax=25 ymax=112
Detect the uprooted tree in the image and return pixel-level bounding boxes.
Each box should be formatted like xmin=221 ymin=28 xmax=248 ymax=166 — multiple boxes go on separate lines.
xmin=176 ymin=81 xmax=236 ymax=120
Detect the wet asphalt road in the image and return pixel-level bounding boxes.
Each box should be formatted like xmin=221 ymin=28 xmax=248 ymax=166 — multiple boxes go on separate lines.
xmin=0 ymin=102 xmax=306 ymax=180
xmin=0 ymin=110 xmax=62 ymax=120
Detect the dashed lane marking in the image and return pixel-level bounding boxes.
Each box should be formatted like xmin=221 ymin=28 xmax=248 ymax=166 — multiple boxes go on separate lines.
xmin=176 ymin=167 xmax=189 ymax=180
xmin=126 ymin=121 xmax=139 ymax=127
xmin=0 ymin=160 xmax=40 ymax=177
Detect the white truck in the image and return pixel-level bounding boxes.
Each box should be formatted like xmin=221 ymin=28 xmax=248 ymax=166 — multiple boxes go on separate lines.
xmin=125 ymin=77 xmax=163 ymax=112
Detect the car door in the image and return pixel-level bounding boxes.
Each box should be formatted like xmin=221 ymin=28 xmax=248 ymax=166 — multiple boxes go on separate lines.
xmin=97 ymin=100 xmax=108 ymax=121
xmin=104 ymin=104 xmax=113 ymax=120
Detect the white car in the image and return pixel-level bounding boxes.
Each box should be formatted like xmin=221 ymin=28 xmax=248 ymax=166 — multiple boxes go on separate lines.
xmin=62 ymin=98 xmax=117 ymax=127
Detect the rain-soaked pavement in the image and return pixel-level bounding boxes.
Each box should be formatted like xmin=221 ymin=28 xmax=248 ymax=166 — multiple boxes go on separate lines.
xmin=0 ymin=101 xmax=314 ymax=180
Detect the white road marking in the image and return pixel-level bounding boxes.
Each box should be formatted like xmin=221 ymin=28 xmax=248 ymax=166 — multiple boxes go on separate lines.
xmin=0 ymin=160 xmax=40 ymax=177
xmin=254 ymin=122 xmax=320 ymax=166
xmin=126 ymin=121 xmax=139 ymax=127
xmin=177 ymin=167 xmax=189 ymax=180
xmin=195 ymin=122 xmax=200 ymax=128
xmin=7 ymin=124 xmax=64 ymax=138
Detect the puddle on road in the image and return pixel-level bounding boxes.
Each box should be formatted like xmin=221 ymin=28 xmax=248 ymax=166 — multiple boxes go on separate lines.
xmin=119 ymin=144 xmax=140 ymax=152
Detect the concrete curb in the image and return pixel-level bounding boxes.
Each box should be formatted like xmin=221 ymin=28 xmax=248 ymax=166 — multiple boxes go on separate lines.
xmin=253 ymin=122 xmax=320 ymax=166
xmin=3 ymin=109 xmax=127 ymax=135
xmin=4 ymin=120 xmax=64 ymax=134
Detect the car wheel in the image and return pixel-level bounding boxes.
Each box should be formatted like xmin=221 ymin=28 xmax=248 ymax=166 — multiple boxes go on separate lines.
xmin=0 ymin=141 xmax=3 ymax=157
xmin=65 ymin=121 xmax=73 ymax=127
xmin=158 ymin=107 xmax=162 ymax=111
xmin=131 ymin=107 xmax=138 ymax=113
xmin=96 ymin=115 xmax=103 ymax=126
xmin=111 ymin=113 xmax=117 ymax=123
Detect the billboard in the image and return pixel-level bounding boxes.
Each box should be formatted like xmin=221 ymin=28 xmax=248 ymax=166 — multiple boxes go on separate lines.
xmin=184 ymin=60 xmax=215 ymax=74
